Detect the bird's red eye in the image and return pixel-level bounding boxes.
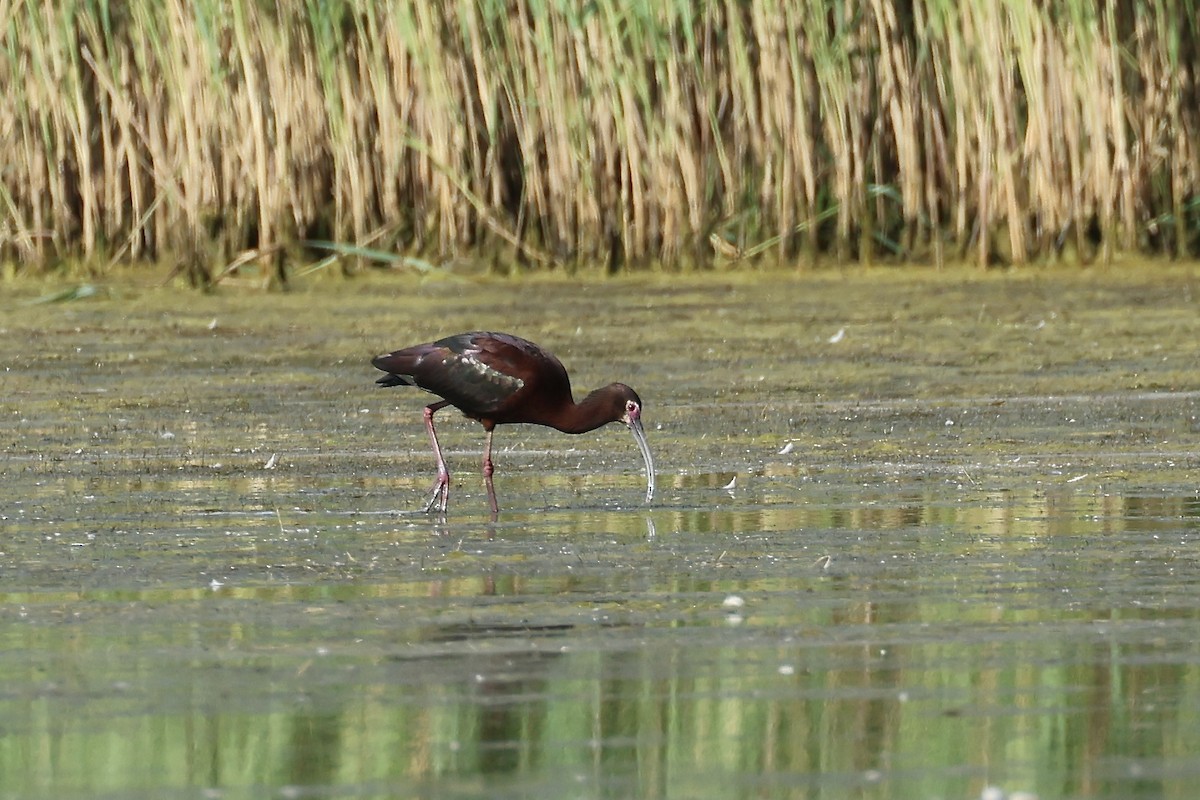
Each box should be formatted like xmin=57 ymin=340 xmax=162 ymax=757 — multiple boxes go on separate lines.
xmin=626 ymin=400 xmax=638 ymax=413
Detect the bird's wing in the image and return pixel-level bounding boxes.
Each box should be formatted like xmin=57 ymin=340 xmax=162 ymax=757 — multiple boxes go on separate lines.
xmin=375 ymin=333 xmax=528 ymax=414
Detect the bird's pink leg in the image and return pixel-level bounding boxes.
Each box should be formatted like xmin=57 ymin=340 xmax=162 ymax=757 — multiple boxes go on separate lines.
xmin=423 ymin=401 xmax=452 ymax=513
xmin=482 ymin=427 xmax=499 ymax=515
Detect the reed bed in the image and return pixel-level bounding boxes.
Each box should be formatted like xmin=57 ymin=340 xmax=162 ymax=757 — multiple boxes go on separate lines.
xmin=1 ymin=0 xmax=1198 ymax=279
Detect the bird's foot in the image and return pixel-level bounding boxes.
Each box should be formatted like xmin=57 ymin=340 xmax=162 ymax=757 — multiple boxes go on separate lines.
xmin=484 ymin=473 xmax=499 ymax=516
xmin=422 ymin=476 xmax=450 ymax=514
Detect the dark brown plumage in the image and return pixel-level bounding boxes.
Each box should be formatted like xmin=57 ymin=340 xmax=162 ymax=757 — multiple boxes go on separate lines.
xmin=372 ymin=331 xmax=655 ymax=513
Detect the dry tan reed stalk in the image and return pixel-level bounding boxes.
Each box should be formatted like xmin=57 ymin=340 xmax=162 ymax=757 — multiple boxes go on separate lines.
xmin=872 ymin=0 xmax=921 ymax=256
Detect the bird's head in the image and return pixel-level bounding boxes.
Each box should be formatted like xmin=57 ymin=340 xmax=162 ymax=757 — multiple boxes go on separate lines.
xmin=610 ymin=383 xmax=644 ymax=427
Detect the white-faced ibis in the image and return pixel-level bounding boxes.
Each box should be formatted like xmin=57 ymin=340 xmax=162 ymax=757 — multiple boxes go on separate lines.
xmin=372 ymin=331 xmax=655 ymax=514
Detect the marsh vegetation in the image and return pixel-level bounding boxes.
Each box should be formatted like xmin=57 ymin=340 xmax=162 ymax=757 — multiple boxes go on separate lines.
xmin=3 ymin=1 xmax=1199 ymax=282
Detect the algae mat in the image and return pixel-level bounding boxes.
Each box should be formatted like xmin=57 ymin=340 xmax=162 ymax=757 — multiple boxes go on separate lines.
xmin=3 ymin=267 xmax=1200 ymax=799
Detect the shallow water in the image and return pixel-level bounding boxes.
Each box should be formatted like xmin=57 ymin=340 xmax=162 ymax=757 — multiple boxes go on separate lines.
xmin=3 ymin=267 xmax=1200 ymax=799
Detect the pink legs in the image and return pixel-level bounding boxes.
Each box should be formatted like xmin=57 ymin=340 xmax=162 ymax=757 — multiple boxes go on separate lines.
xmin=482 ymin=428 xmax=498 ymax=515
xmin=420 ymin=402 xmax=500 ymax=515
xmin=422 ymin=401 xmax=451 ymax=513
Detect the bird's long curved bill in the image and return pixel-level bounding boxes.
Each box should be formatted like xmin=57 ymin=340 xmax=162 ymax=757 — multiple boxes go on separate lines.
xmin=628 ymin=418 xmax=655 ymax=503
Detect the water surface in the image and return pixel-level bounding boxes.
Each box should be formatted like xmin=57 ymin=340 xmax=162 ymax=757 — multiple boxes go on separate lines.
xmin=3 ymin=267 xmax=1200 ymax=799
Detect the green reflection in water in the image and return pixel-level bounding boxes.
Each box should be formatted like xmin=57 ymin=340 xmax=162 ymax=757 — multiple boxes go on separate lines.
xmin=2 ymin=489 xmax=1200 ymax=799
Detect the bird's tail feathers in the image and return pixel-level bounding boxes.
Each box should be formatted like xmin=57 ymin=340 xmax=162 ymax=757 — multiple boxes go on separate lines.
xmin=375 ymin=374 xmax=416 ymax=388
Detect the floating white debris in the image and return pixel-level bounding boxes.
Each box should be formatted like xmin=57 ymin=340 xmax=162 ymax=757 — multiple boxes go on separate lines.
xmin=778 ymin=441 xmax=795 ymax=455
xmin=828 ymin=327 xmax=846 ymax=343
xmin=264 ymin=453 xmax=279 ymax=470
xmin=722 ymin=594 xmax=745 ymax=609
xmin=722 ymin=475 xmax=737 ymax=490
xmin=1066 ymin=473 xmax=1089 ymax=483
xmin=778 ymin=664 xmax=795 ymax=676
xmin=207 ymin=318 xmax=219 ymax=330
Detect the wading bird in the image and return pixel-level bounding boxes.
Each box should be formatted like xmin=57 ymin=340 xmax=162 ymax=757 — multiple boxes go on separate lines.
xmin=372 ymin=331 xmax=655 ymax=514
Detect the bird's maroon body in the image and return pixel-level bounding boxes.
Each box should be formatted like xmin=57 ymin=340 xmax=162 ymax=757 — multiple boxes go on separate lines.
xmin=372 ymin=332 xmax=655 ymax=513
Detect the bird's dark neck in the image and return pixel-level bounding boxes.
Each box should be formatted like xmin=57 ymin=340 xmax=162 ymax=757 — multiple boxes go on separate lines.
xmin=551 ymin=387 xmax=619 ymax=434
